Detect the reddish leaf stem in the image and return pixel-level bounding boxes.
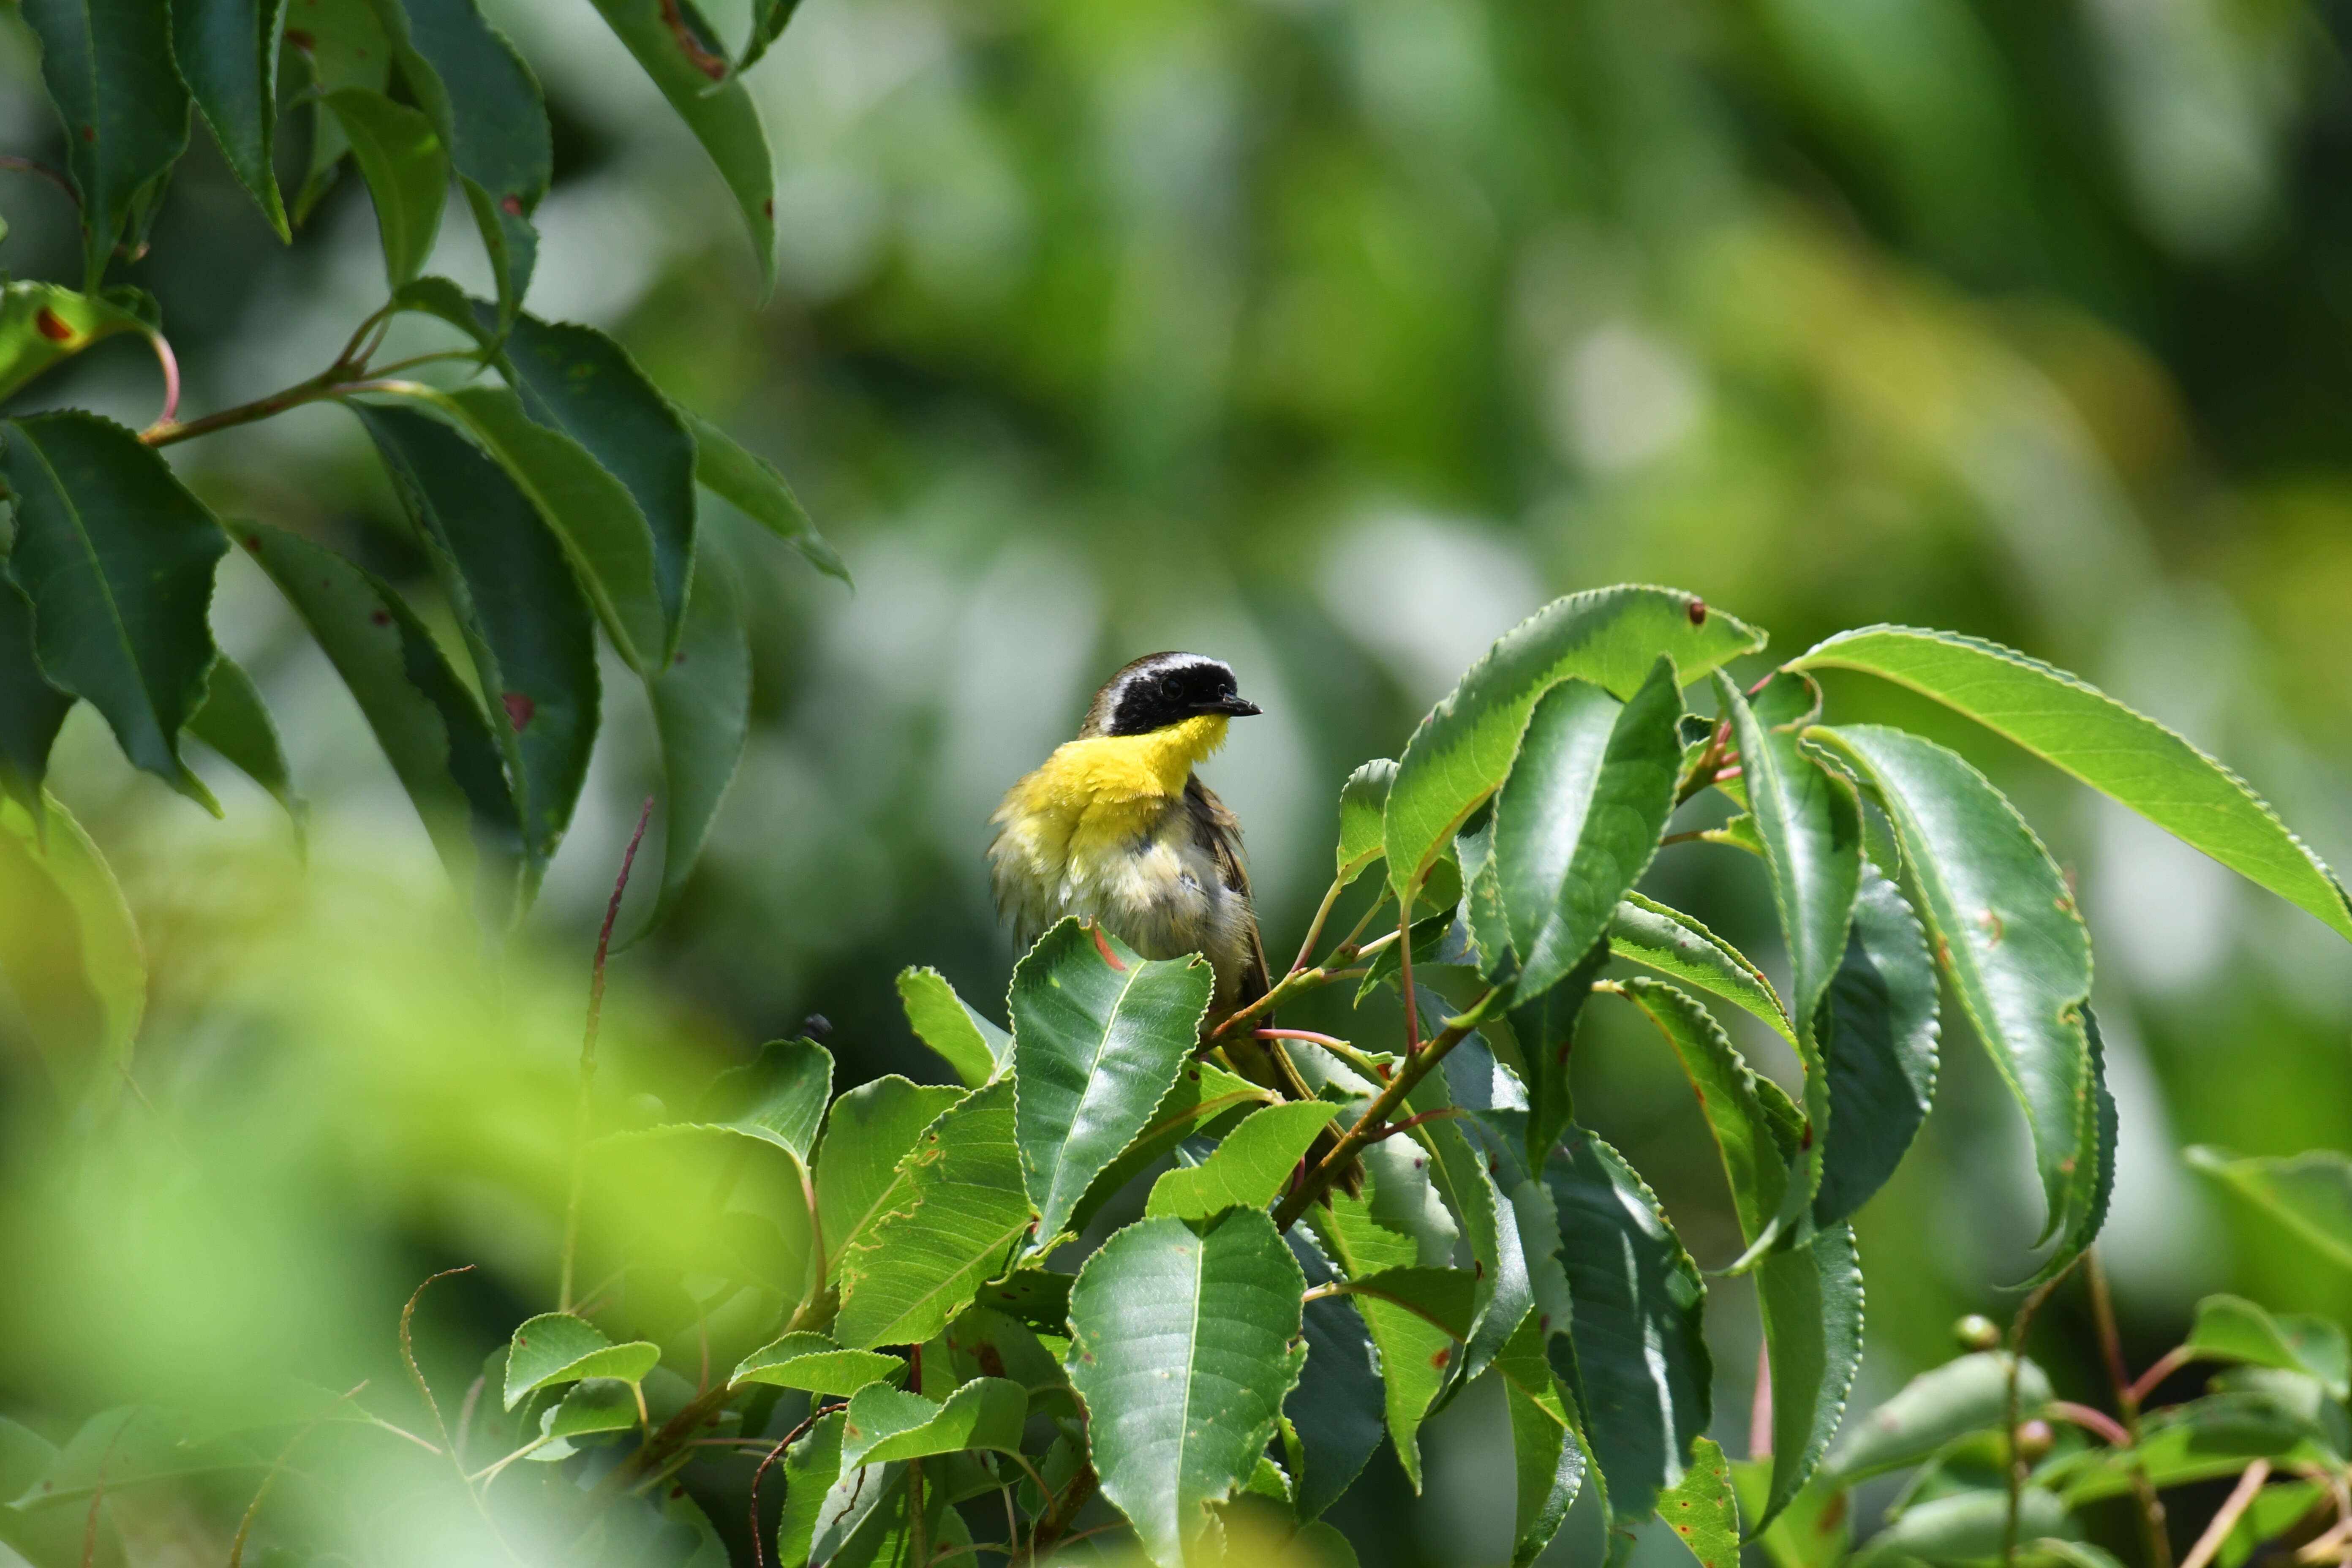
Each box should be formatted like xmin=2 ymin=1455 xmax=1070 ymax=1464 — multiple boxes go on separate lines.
xmin=558 ymin=797 xmax=655 ymax=1311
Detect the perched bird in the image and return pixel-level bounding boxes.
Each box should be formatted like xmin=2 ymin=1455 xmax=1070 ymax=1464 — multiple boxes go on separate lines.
xmin=989 ymin=653 xmax=1344 ymax=1176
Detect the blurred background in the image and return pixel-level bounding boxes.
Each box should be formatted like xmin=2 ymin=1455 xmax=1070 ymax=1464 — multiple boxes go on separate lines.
xmin=3 ymin=0 xmax=2352 ymax=1562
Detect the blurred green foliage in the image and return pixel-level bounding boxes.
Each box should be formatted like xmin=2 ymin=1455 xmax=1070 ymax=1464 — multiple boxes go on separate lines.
xmin=4 ymin=0 xmax=2352 ymax=1562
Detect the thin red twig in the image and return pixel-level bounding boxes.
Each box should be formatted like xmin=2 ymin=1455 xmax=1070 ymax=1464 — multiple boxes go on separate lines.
xmin=2049 ymin=1400 xmax=2132 ymax=1448
xmin=558 ymin=797 xmax=655 ymax=1310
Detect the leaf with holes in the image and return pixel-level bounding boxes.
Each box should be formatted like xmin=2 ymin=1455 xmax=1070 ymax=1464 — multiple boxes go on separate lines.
xmin=896 ymin=966 xmax=1011 ymax=1088
xmin=1066 ymin=1209 xmax=1307 ymax=1568
xmin=19 ymin=0 xmax=191 ymax=286
xmin=1010 ymin=919 xmax=1212 ymax=1246
xmin=1384 ymin=586 xmax=1762 ymax=901
xmin=0 ymin=413 xmax=225 ymax=810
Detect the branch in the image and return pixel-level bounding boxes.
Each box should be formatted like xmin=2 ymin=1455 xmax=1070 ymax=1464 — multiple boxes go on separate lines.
xmin=559 ymin=797 xmax=654 ymax=1310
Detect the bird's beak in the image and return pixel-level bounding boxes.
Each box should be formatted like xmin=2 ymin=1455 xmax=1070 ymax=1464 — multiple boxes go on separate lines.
xmin=1198 ymin=695 xmax=1262 ymax=717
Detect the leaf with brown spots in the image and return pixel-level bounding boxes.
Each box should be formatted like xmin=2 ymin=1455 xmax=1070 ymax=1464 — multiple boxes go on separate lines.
xmin=1658 ymin=1436 xmax=1740 ymax=1568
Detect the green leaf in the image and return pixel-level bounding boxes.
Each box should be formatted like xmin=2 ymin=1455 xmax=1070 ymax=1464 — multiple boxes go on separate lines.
xmin=685 ymin=411 xmax=848 ymax=583
xmin=19 ymin=0 xmax=191 ymax=287
xmin=1066 ymin=1209 xmax=1309 ymax=1568
xmin=1610 ymin=893 xmax=1794 ymax=1043
xmin=583 ymin=0 xmax=775 ymax=289
xmin=1731 ymin=1462 xmax=1852 ymax=1568
xmin=1812 ymin=864 xmax=1939 ymax=1228
xmin=814 ymin=1075 xmax=966 ymax=1275
xmin=373 ymin=385 xmax=667 ymax=671
xmin=1506 ymin=939 xmax=1611 ymax=1169
xmin=0 ymin=412 xmax=226 ymax=811
xmin=1384 ymin=585 xmax=1763 ymax=901
xmin=1614 ymin=980 xmax=1862 ymax=1529
xmin=321 ymin=88 xmax=446 ymax=290
xmin=353 ymin=399 xmax=596 ymax=866
xmin=836 ymin=1377 xmax=1026 ymax=1467
xmin=1546 ymin=1126 xmax=1711 ymax=1525
xmin=1419 ymin=1113 xmax=1531 ymax=1384
xmin=1495 ymin=1310 xmax=1586 ymax=1565
xmin=733 ymin=1332 xmax=904 ymax=1395
xmin=0 ymin=792 xmax=144 ymax=1104
xmin=736 ymin=0 xmax=800 ymax=71
xmin=2187 ymin=1295 xmax=2352 ymax=1399
xmin=1854 ymin=1486 xmax=2067 ymax=1566
xmin=0 ymin=282 xmax=155 ymax=403
xmin=698 ymin=1037 xmax=831 ymax=1159
xmin=542 ymin=1378 xmax=637 ymax=1441
xmin=174 ymin=0 xmax=290 ymax=237
xmin=503 ymin=1313 xmax=660 ymax=1408
xmin=2188 ymin=1146 xmax=2352 ymax=1271
xmin=1009 ymin=919 xmax=1213 ymax=1247
xmin=1284 ymin=1229 xmax=1386 ymax=1522
xmin=0 ymin=1414 xmax=84 ymax=1566
xmin=1810 ymin=725 xmax=2098 ymax=1261
xmin=635 ymin=564 xmax=751 ymax=934
xmin=364 ymin=0 xmax=549 ymax=316
xmin=1794 ymin=625 xmax=2352 ymax=945
xmin=834 ymin=1077 xmax=1034 ymax=1349
xmin=483 ymin=309 xmax=697 ymax=651
xmin=1496 ymin=659 xmax=1684 ymax=999
xmin=1069 ymin=1060 xmax=1273 ymax=1233
xmin=283 ymin=0 xmax=389 ymax=221
xmin=896 ymin=966 xmax=1011 ymax=1088
xmin=775 ymin=1410 xmax=845 ymax=1568
xmin=1337 ymin=758 xmax=1396 ymax=884
xmin=1822 ymin=1352 xmax=2051 ymax=1485
xmin=188 ymin=654 xmax=301 ymax=835
xmin=1340 ymin=1266 xmax=1477 ymax=1488
xmin=242 ymin=523 xmax=521 ymax=908
xmin=970 ymin=1267 xmax=1073 ymax=1336
xmin=0 ymin=572 xmax=74 ymax=818
xmin=1146 ymin=1100 xmax=1338 ymax=1219
xmin=1659 ymin=1436 xmax=1740 ymax=1568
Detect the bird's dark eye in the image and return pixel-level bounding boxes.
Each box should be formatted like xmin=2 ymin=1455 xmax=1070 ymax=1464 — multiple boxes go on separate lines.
xmin=1161 ymin=675 xmax=1183 ymax=698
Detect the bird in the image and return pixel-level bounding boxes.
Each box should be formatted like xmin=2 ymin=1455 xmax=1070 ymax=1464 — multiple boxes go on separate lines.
xmin=988 ymin=653 xmax=1346 ymax=1180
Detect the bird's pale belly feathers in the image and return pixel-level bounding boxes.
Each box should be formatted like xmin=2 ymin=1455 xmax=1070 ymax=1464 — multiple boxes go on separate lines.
xmin=987 ymin=716 xmax=1258 ymax=1008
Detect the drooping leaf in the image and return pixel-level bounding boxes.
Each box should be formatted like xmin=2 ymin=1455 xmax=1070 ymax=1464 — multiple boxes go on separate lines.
xmin=2017 ymin=1004 xmax=2116 ymax=1290
xmin=1494 ymin=1309 xmax=1585 ymax=1565
xmin=1065 ymin=1209 xmax=1308 ymax=1568
xmin=1659 ymin=1436 xmax=1740 ymax=1568
xmin=736 ymin=0 xmax=800 ymax=71
xmin=481 ymin=309 xmax=697 ymax=649
xmin=1811 ymin=863 xmax=1939 ymax=1229
xmin=1495 ymin=658 xmax=1684 ymax=999
xmin=1145 ymin=1100 xmax=1338 ymax=1219
xmin=813 ymin=1075 xmax=964 ymax=1275
xmin=0 ymin=792 xmax=144 ymax=1104
xmin=1853 ymin=1486 xmax=2068 ymax=1565
xmin=834 ymin=1077 xmax=1034 ymax=1349
xmin=836 ymin=1377 xmax=1026 ymax=1467
xmin=896 ymin=966 xmax=1011 ymax=1087
xmin=1614 ymin=980 xmax=1862 ymax=1528
xmin=0 ymin=412 xmax=225 ymax=810
xmin=372 ymin=385 xmax=667 ymax=671
xmin=698 ymin=1037 xmax=831 ymax=1159
xmin=1384 ymin=586 xmax=1763 ymax=900
xmin=1420 ymin=1112 xmax=1532 ymax=1385
xmin=583 ymin=0 xmax=775 ymax=289
xmin=1794 ymin=625 xmax=2352 ymax=945
xmin=503 ymin=1313 xmax=659 ymax=1408
xmin=1821 ymin=1351 xmax=2052 ymax=1485
xmin=731 ymin=1332 xmax=904 ymax=1396
xmin=1333 ymin=1265 xmax=1477 ymax=1489
xmin=0 ymin=282 xmax=155 ymax=403
xmin=1283 ymin=1228 xmax=1386 ymax=1522
xmin=187 ymin=654 xmax=301 ymax=834
xmin=2186 ymin=1296 xmax=2352 ymax=1400
xmin=19 ymin=0 xmax=191 ymax=287
xmin=364 ymin=0 xmax=550 ymax=316
xmin=0 ymin=572 xmax=74 ymax=818
xmin=242 ymin=523 xmax=521 ymax=908
xmin=352 ymin=399 xmax=596 ymax=865
xmin=174 ymin=0 xmax=291 ymax=236
xmin=2188 ymin=1147 xmax=2352 ymax=1272
xmin=283 ymin=0 xmax=389 ymax=220
xmin=1506 ymin=939 xmax=1611 ymax=1169
xmin=321 ymin=89 xmax=446 ymax=289
xmin=1009 ymin=919 xmax=1213 ymax=1246
xmin=1811 ymin=725 xmax=2097 ymax=1261
xmin=1336 ymin=758 xmax=1396 ymax=884
xmin=1546 ymin=1125 xmax=1711 ymax=1526
xmin=1609 ymin=893 xmax=1794 ymax=1044
xmin=685 ymin=411 xmax=848 ymax=583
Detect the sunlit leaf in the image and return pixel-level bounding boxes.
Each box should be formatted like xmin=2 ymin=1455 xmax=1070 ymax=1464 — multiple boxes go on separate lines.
xmin=1337 ymin=757 xmax=1396 ymax=884
xmin=836 ymin=1377 xmax=1026 ymax=1467
xmin=0 ymin=792 xmax=144 ymax=1105
xmin=583 ymin=0 xmax=774 ymax=289
xmin=0 ymin=282 xmax=155 ymax=404
xmin=503 ymin=1313 xmax=659 ymax=1408
xmin=2188 ymin=1146 xmax=2352 ymax=1272
xmin=685 ymin=411 xmax=848 ymax=583
xmin=1609 ymin=892 xmax=1792 ymax=1043
xmin=698 ymin=1036 xmax=830 ymax=1159
xmin=815 ymin=1075 xmax=966 ymax=1275
xmin=732 ymin=1331 xmax=904 ymax=1396
xmin=1066 ymin=1209 xmax=1308 ymax=1568
xmin=1495 ymin=1310 xmax=1584 ymax=1565
xmin=1794 ymin=625 xmax=2352 ymax=944
xmin=1822 ymin=1351 xmax=2051 ymax=1485
xmin=1506 ymin=939 xmax=1610 ymax=1168
xmin=1384 ymin=585 xmax=1763 ymax=901
xmin=896 ymin=966 xmax=1011 ymax=1088
xmin=1659 ymin=1436 xmax=1740 ymax=1568
xmin=2186 ymin=1296 xmax=2352 ymax=1400
xmin=542 ymin=1378 xmax=637 ymax=1442
xmin=174 ymin=0 xmax=290 ymax=236
xmin=834 ymin=1077 xmax=1034 ymax=1349
xmin=1812 ymin=864 xmax=1938 ymax=1228
xmin=1146 ymin=1100 xmax=1338 ymax=1220
xmin=1069 ymin=1059 xmax=1272 ymax=1234
xmin=1419 ymin=1111 xmax=1531 ymax=1385
xmin=19 ymin=0 xmax=191 ymax=287
xmin=1852 ymin=1486 xmax=2066 ymax=1565
xmin=0 ymin=412 xmax=225 ymax=810
xmin=1010 ymin=919 xmax=1212 ymax=1246
xmin=188 ymin=654 xmax=301 ymax=836
xmin=774 ymin=1409 xmax=844 ymax=1568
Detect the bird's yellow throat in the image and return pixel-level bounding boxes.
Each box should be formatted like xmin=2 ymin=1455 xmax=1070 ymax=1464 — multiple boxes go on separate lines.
xmin=999 ymin=714 xmax=1230 ymax=859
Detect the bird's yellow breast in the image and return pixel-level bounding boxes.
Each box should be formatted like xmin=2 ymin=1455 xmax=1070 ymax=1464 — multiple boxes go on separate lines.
xmin=995 ymin=714 xmax=1228 ymax=861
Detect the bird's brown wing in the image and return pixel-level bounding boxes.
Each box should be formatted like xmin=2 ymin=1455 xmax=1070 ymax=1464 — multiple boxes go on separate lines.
xmin=1185 ymin=774 xmax=1271 ymax=1010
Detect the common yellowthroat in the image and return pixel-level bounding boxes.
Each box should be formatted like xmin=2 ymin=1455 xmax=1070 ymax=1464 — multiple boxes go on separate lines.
xmin=989 ymin=654 xmax=1341 ymax=1166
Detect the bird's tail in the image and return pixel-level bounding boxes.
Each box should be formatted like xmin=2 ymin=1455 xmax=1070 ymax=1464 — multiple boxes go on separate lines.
xmin=1214 ymin=942 xmax=1363 ymax=1202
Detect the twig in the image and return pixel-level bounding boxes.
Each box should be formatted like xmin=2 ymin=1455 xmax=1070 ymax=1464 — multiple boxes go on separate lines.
xmin=1396 ymin=903 xmax=1421 ymax=1054
xmin=400 ymin=1266 xmax=474 ymax=1451
xmin=0 ymin=155 xmax=79 ymax=208
xmin=2004 ymin=1263 xmax=2077 ymax=1568
xmin=2180 ymin=1460 xmax=2271 ymax=1568
xmin=2047 ymin=1400 xmax=2131 ymax=1448
xmin=1017 ymin=1464 xmax=1098 ymax=1565
xmin=1365 ymin=1107 xmax=1462 ymax=1143
xmin=2090 ymin=1248 xmax=2174 ymax=1568
xmin=2128 ymin=1346 xmax=2197 ymax=1408
xmin=1255 ymin=1028 xmax=1351 ymax=1050
xmin=559 ymin=797 xmax=655 ymax=1310
xmin=1207 ymin=963 xmax=1363 ymax=1040
xmin=80 ymin=1418 xmax=126 ymax=1568
xmin=230 ymin=1385 xmax=368 ymax=1567
xmin=1289 ymin=877 xmax=1345 ymax=975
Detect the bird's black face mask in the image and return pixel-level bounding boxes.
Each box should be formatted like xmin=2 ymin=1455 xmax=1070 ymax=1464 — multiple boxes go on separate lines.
xmin=1103 ymin=656 xmax=1262 ymax=737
